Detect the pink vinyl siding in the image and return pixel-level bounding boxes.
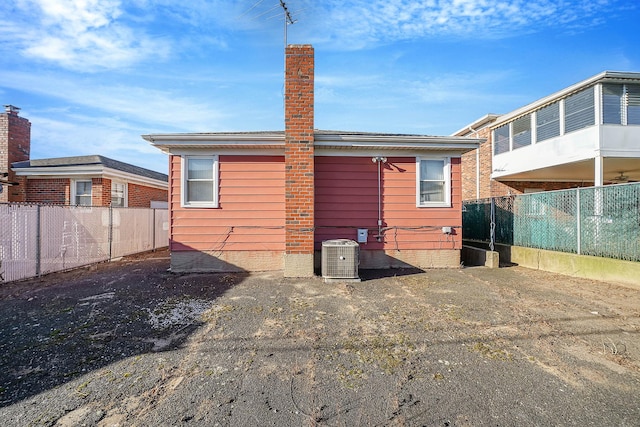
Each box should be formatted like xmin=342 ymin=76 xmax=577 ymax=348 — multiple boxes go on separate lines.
xmin=169 ymin=155 xmax=285 ymax=252
xmin=315 ymin=156 xmax=462 ymax=250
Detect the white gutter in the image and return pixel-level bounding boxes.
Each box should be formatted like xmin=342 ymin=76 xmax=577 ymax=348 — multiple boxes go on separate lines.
xmin=12 ymin=165 xmax=168 ymax=189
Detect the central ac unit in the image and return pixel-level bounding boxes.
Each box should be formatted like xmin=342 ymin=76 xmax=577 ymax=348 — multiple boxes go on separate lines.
xmin=321 ymin=239 xmax=360 ymax=282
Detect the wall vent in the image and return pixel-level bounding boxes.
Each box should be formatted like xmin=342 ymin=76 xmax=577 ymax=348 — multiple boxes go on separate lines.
xmin=321 ymin=239 xmax=360 ymax=281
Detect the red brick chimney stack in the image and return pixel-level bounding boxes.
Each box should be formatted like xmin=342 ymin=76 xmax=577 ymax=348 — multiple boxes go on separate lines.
xmin=0 ymin=105 xmax=31 ymax=202
xmin=284 ymin=44 xmax=315 ymax=277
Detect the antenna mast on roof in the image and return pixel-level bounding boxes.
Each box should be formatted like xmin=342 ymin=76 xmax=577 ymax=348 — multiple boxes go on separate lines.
xmin=279 ymin=0 xmax=296 ymax=47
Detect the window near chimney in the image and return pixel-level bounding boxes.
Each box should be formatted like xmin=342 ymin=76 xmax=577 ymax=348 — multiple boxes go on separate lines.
xmin=73 ymin=180 xmax=92 ymax=206
xmin=182 ymin=155 xmax=218 ymax=208
xmin=416 ymin=157 xmax=451 ymax=208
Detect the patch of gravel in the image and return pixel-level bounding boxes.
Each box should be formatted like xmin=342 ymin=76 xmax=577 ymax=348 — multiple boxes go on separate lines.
xmin=0 ymin=251 xmax=639 ymax=426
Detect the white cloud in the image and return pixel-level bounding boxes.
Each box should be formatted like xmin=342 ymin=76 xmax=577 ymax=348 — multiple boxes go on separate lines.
xmin=5 ymin=0 xmax=169 ymax=71
xmin=297 ymin=0 xmax=622 ymax=49
xmin=0 ymin=70 xmax=228 ymax=131
xmin=29 ymin=114 xmax=169 ymax=173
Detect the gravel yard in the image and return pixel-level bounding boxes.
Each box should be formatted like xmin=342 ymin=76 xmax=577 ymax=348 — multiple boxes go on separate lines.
xmin=1 ymin=249 xmax=639 ymax=426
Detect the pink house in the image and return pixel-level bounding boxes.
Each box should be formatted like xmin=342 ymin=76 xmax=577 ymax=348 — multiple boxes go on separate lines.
xmin=143 ymin=45 xmax=480 ymax=277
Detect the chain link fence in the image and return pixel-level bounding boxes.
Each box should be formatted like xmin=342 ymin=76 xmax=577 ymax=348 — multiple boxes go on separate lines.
xmin=463 ymin=182 xmax=640 ymax=262
xmin=0 ymin=204 xmax=169 ymax=283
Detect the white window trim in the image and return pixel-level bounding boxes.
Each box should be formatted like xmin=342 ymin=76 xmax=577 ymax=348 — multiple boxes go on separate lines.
xmin=111 ymin=181 xmax=128 ymax=207
xmin=416 ymin=156 xmax=451 ymax=208
xmin=71 ymin=179 xmax=93 ymax=206
xmin=181 ymin=155 xmax=219 ymax=208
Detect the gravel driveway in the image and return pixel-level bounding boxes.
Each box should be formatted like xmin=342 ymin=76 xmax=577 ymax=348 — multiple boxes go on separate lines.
xmin=1 ymin=249 xmax=639 ymax=426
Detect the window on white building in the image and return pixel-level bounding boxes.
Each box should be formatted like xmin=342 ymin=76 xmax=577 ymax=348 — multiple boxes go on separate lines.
xmin=601 ymin=83 xmax=640 ymax=125
xmin=564 ymin=87 xmax=594 ymax=133
xmin=182 ymin=156 xmax=218 ymax=207
xmin=494 ymin=124 xmax=510 ymax=155
xmin=626 ymin=84 xmax=640 ymax=125
xmin=602 ymin=83 xmax=623 ymax=124
xmin=536 ymin=102 xmax=560 ymax=142
xmin=416 ymin=157 xmax=451 ymax=207
xmin=512 ymin=114 xmax=532 ymax=149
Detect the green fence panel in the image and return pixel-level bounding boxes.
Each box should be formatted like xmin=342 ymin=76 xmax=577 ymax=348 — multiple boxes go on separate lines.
xmin=462 ymin=183 xmax=640 ymax=262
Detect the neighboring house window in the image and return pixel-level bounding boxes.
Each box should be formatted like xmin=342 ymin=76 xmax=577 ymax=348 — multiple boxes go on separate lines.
xmin=629 ymin=84 xmax=640 ymax=125
xmin=601 ymin=83 xmax=640 ymax=125
xmin=564 ymin=87 xmax=594 ymax=133
xmin=602 ymin=83 xmax=623 ymax=124
xmin=182 ymin=155 xmax=218 ymax=207
xmin=416 ymin=157 xmax=451 ymax=207
xmin=111 ymin=182 xmax=127 ymax=207
xmin=73 ymin=180 xmax=92 ymax=206
xmin=493 ymin=124 xmax=510 ymax=155
xmin=512 ymin=114 xmax=532 ymax=149
xmin=536 ymin=102 xmax=560 ymax=142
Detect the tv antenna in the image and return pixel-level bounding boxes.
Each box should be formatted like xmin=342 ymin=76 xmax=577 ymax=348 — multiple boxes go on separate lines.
xmin=240 ymin=1 xmax=300 ymax=47
xmin=279 ymin=1 xmax=296 ymax=47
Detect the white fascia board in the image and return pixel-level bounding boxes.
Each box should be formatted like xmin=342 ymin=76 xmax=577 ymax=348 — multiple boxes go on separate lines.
xmin=143 ymin=133 xmax=285 ymax=153
xmin=13 ymin=165 xmax=167 ymax=190
xmin=167 ymin=147 xmax=284 ymax=156
xmin=314 ymin=134 xmax=480 ymax=152
xmin=103 ymin=168 xmax=168 ymax=190
xmin=13 ymin=164 xmax=104 ymax=177
xmin=315 ymin=148 xmax=469 ymax=158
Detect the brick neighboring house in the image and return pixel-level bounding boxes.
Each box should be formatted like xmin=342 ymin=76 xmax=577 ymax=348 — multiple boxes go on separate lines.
xmin=456 ymin=71 xmax=640 ymax=200
xmin=143 ymin=45 xmax=481 ymax=277
xmin=1 ymin=105 xmax=168 ymax=207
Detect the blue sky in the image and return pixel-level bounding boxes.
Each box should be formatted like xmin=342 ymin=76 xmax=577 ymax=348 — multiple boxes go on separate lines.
xmin=1 ymin=0 xmax=638 ymax=174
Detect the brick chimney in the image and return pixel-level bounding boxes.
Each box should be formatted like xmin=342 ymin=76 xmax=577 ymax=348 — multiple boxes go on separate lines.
xmin=0 ymin=105 xmax=31 ymax=202
xmin=284 ymin=44 xmax=315 ymax=277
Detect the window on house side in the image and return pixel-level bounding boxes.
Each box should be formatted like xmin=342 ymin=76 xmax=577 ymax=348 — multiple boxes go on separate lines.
xmin=111 ymin=182 xmax=127 ymax=207
xmin=493 ymin=124 xmax=510 ymax=155
xmin=627 ymin=84 xmax=640 ymax=125
xmin=182 ymin=156 xmax=218 ymax=208
xmin=602 ymin=84 xmax=623 ymax=125
xmin=74 ymin=180 xmax=92 ymax=206
xmin=564 ymin=87 xmax=595 ymax=133
xmin=416 ymin=157 xmax=450 ymax=207
xmin=536 ymin=102 xmax=560 ymax=142
xmin=512 ymin=114 xmax=532 ymax=149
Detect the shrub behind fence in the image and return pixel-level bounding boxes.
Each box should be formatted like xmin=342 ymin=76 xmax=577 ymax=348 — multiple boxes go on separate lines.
xmin=463 ymin=182 xmax=640 ymax=262
xmin=0 ymin=204 xmax=169 ymax=283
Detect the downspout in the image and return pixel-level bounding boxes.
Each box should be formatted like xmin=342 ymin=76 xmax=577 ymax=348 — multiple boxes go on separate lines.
xmin=372 ymin=156 xmax=387 ymax=242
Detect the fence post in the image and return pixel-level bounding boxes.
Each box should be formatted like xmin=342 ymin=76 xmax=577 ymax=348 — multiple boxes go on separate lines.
xmin=108 ymin=206 xmax=113 ymax=260
xmin=490 ymin=198 xmax=496 ymax=251
xmin=152 ymin=209 xmax=157 ymax=250
xmin=576 ymin=188 xmax=581 ymax=255
xmin=36 ymin=205 xmax=41 ymax=276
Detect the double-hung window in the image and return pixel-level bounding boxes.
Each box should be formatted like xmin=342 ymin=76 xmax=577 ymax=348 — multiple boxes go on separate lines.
xmin=111 ymin=182 xmax=127 ymax=207
xmin=416 ymin=157 xmax=451 ymax=207
xmin=73 ymin=180 xmax=92 ymax=206
xmin=182 ymin=155 xmax=218 ymax=208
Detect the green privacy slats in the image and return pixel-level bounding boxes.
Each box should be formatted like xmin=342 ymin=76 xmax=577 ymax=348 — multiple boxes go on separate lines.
xmin=463 ymin=183 xmax=640 ymax=262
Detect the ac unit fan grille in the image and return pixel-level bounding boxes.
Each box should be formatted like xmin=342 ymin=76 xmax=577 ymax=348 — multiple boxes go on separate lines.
xmin=321 ymin=239 xmax=359 ymax=279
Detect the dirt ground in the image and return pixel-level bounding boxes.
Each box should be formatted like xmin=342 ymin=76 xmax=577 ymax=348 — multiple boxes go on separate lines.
xmin=0 ymin=249 xmax=639 ymax=426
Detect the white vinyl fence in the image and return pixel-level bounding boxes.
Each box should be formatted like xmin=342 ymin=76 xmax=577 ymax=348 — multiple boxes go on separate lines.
xmin=0 ymin=204 xmax=168 ymax=283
